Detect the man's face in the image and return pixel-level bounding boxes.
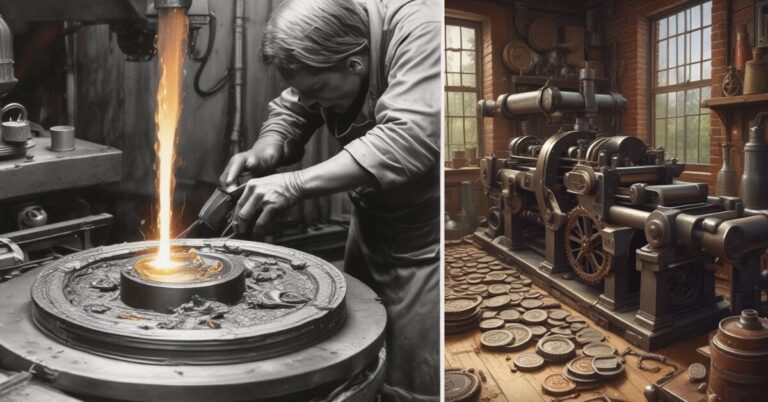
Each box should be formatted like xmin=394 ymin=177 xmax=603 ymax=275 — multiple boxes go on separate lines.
xmin=285 ymin=66 xmax=365 ymax=114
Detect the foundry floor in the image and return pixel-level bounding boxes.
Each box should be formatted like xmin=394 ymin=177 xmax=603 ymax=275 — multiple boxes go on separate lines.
xmin=444 ymin=242 xmax=711 ymax=402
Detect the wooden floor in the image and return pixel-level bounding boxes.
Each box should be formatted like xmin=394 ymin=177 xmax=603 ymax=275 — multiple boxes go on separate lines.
xmin=445 ymin=243 xmax=711 ymax=402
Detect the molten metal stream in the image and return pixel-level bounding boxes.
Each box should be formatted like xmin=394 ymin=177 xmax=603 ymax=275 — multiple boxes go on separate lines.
xmin=152 ymin=9 xmax=188 ymax=269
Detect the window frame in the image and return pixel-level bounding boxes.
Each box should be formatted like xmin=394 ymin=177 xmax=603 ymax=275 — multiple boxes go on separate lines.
xmin=444 ymin=17 xmax=483 ymax=163
xmin=650 ymin=1 xmax=713 ymax=170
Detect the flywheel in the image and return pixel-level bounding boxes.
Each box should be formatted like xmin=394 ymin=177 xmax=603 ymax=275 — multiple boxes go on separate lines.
xmin=564 ymin=207 xmax=613 ymax=284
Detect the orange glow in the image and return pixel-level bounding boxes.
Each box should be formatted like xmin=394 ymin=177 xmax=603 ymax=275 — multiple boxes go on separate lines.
xmin=152 ymin=9 xmax=188 ymax=269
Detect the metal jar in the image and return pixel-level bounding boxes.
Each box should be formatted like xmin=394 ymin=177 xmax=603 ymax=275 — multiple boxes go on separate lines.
xmin=708 ymin=309 xmax=768 ymax=402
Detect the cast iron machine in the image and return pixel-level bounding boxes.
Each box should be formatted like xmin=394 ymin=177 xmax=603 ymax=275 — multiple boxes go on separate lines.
xmin=476 ymin=68 xmax=768 ymax=350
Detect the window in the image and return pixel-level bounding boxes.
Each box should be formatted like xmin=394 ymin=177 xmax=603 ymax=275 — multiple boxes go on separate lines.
xmin=652 ymin=1 xmax=712 ymax=166
xmin=445 ymin=19 xmax=481 ymax=163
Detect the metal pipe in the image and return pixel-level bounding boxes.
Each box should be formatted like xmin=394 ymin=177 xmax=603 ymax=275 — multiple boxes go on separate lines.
xmin=155 ymin=0 xmax=193 ymax=9
xmin=229 ymin=0 xmax=245 ymax=156
xmin=740 ymin=112 xmax=768 ymax=210
xmin=608 ymin=205 xmax=650 ymax=229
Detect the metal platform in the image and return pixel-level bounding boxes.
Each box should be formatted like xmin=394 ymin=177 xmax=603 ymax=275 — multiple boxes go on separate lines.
xmin=0 ymin=137 xmax=121 ymax=200
xmin=473 ymin=230 xmax=730 ymax=351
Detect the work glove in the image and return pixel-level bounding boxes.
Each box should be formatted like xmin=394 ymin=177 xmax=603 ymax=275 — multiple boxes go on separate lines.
xmin=219 ymin=135 xmax=306 ymax=192
xmin=231 ymin=171 xmax=304 ymax=236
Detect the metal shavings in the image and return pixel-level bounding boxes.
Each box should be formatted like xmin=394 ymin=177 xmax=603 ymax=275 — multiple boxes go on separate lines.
xmin=83 ymin=304 xmax=111 ymax=314
xmin=90 ymin=278 xmax=118 ymax=292
xmin=117 ymin=312 xmax=150 ymax=321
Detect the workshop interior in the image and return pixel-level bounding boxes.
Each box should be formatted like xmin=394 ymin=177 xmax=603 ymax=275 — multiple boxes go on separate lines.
xmin=0 ymin=0 xmax=390 ymax=401
xmin=444 ymin=0 xmax=768 ymax=401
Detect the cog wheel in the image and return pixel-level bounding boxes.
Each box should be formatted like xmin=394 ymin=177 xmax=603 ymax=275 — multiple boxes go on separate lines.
xmin=565 ymin=207 xmax=613 ymax=284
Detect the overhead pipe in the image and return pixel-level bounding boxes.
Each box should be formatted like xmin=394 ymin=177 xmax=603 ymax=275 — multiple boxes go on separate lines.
xmin=229 ymin=0 xmax=244 ymax=156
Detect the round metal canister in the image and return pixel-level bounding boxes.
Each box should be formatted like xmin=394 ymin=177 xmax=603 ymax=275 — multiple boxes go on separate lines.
xmin=708 ymin=309 xmax=768 ymax=402
xmin=50 ymin=125 xmax=75 ymax=151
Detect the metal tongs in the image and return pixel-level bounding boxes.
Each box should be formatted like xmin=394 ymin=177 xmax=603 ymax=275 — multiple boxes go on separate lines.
xmin=176 ymin=184 xmax=246 ymax=240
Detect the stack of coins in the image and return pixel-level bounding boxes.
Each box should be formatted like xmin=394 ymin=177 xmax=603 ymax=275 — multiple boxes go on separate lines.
xmin=445 ymin=296 xmax=482 ymax=335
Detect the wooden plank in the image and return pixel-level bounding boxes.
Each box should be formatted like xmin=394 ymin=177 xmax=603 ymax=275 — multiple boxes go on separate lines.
xmin=445 ymin=243 xmax=719 ymax=402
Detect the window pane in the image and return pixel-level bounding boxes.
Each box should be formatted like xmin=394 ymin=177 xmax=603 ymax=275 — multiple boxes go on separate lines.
xmin=659 ymin=40 xmax=668 ymax=69
xmin=677 ymin=36 xmax=685 ymax=66
xmin=668 ymin=37 xmax=677 ymax=68
xmin=463 ymin=92 xmax=477 ymax=117
xmin=447 ymin=92 xmax=463 ymax=116
xmin=461 ymin=50 xmax=475 ymax=73
xmin=677 ymin=12 xmax=685 ymax=33
xmin=659 ymin=18 xmax=668 ymax=39
xmin=691 ymin=30 xmax=701 ymax=62
xmin=656 ymin=119 xmax=667 ymax=149
xmin=701 ymin=86 xmax=711 ymax=102
xmin=668 ymin=91 xmax=677 ymax=116
xmin=676 ymin=117 xmax=686 ymax=160
xmin=655 ymin=93 xmax=667 ymax=118
xmin=447 ymin=50 xmax=460 ymax=72
xmin=686 ymin=115 xmax=700 ymax=162
xmin=447 ymin=73 xmax=461 ymax=86
xmin=669 ymin=69 xmax=677 ymax=85
xmin=690 ymin=4 xmax=701 ymax=29
xmin=658 ymin=70 xmax=668 ymax=86
xmin=446 ymin=25 xmax=461 ymax=48
xmin=465 ymin=118 xmax=477 ymax=146
xmin=667 ymin=119 xmax=678 ymax=156
xmin=449 ymin=117 xmax=464 ymax=144
xmin=462 ymin=73 xmax=476 ymax=87
xmin=690 ymin=62 xmax=701 ymax=81
xmin=686 ymin=88 xmax=700 ymax=115
xmin=703 ymin=27 xmax=711 ymax=60
xmin=676 ymin=91 xmax=685 ymax=115
xmin=461 ymin=27 xmax=476 ymax=50
xmin=703 ymin=60 xmax=711 ymax=80
xmin=700 ymin=114 xmax=711 ymax=162
xmin=703 ymin=1 xmax=712 ymax=26
xmin=669 ymin=15 xmax=677 ymax=36
xmin=677 ymin=66 xmax=685 ymax=83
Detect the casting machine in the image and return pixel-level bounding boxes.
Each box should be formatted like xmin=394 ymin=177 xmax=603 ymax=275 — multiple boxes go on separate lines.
xmin=475 ymin=68 xmax=768 ymax=350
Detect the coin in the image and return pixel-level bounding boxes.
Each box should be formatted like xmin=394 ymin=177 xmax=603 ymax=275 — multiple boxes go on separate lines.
xmin=480 ymin=329 xmax=515 ymax=348
xmin=514 ymin=352 xmax=545 ymax=372
xmin=487 ymin=284 xmax=510 ymax=295
xmin=550 ymin=326 xmax=572 ymax=336
xmin=687 ymin=363 xmax=706 ymax=383
xmin=477 ymin=268 xmax=491 ymax=274
xmin=485 ymin=295 xmax=512 ymax=309
xmin=576 ymin=327 xmax=605 ymax=345
xmin=520 ymin=299 xmax=544 ymax=309
xmin=465 ymin=262 xmax=478 ymax=268
xmin=501 ymin=323 xmax=533 ymax=351
xmin=540 ymin=297 xmax=561 ymax=308
xmin=592 ymin=355 xmax=625 ymax=379
xmin=537 ymin=336 xmax=576 ymax=362
xmin=499 ymin=309 xmax=522 ymax=322
xmin=510 ymin=283 xmax=524 ymax=290
xmin=570 ymin=323 xmax=588 ymax=332
xmin=547 ymin=318 xmax=566 ymax=327
xmin=481 ymin=310 xmax=498 ymax=319
xmin=485 ymin=272 xmax=508 ymax=283
xmin=523 ymin=309 xmax=548 ymax=324
xmin=548 ymin=309 xmax=570 ymax=320
xmin=445 ymin=371 xmax=481 ymax=402
xmin=566 ymin=316 xmax=586 ymax=323
xmin=524 ymin=291 xmax=541 ymax=299
xmin=478 ymin=318 xmax=505 ymax=331
xmin=445 ymin=297 xmax=481 ymax=318
xmin=582 ymin=342 xmax=616 ymax=357
xmin=508 ymin=293 xmax=523 ymax=305
xmin=529 ymin=325 xmax=547 ymax=338
xmin=568 ymin=356 xmax=597 ymax=377
xmin=542 ymin=374 xmax=576 ymax=396
xmin=448 ymin=268 xmax=464 ymax=277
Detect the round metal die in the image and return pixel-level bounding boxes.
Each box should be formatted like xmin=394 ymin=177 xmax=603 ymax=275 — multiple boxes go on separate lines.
xmin=120 ymin=252 xmax=246 ymax=313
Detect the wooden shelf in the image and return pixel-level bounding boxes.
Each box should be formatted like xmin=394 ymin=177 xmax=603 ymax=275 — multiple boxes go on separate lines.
xmin=701 ymin=92 xmax=768 ymax=109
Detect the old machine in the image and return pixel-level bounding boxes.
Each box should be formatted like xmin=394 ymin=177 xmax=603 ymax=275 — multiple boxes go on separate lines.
xmin=475 ymin=67 xmax=768 ymax=350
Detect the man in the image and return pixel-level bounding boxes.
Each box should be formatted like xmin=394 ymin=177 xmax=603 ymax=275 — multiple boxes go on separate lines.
xmin=219 ymin=0 xmax=440 ymax=400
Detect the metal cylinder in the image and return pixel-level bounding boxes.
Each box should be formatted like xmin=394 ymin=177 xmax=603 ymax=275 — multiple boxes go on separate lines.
xmin=700 ymin=215 xmax=768 ymax=263
xmin=709 ymin=310 xmax=768 ymax=402
xmin=740 ymin=113 xmax=768 ymax=210
xmin=0 ymin=14 xmax=16 ymax=98
xmin=154 ymin=0 xmax=193 ymax=9
xmin=607 ymin=205 xmax=649 ymax=229
xmin=645 ymin=184 xmax=708 ymax=206
xmin=50 ymin=125 xmax=75 ymax=151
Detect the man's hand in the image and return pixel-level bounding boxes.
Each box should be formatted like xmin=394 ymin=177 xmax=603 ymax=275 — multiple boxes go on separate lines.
xmin=219 ymin=142 xmax=283 ymax=192
xmin=232 ymin=172 xmax=305 ymax=236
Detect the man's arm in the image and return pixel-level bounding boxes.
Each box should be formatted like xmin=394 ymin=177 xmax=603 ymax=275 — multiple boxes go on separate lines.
xmin=342 ymin=20 xmax=442 ymax=188
xmin=220 ymin=87 xmax=324 ymax=189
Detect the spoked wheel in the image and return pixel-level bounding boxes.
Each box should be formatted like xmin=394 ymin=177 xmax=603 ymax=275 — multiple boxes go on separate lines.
xmin=565 ymin=207 xmax=613 ymax=284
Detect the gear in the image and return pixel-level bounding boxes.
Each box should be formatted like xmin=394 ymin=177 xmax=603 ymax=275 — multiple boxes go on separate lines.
xmin=564 ymin=207 xmax=613 ymax=284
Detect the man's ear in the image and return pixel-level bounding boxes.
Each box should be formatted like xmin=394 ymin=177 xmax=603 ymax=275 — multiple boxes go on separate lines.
xmin=346 ymin=56 xmax=369 ymax=75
